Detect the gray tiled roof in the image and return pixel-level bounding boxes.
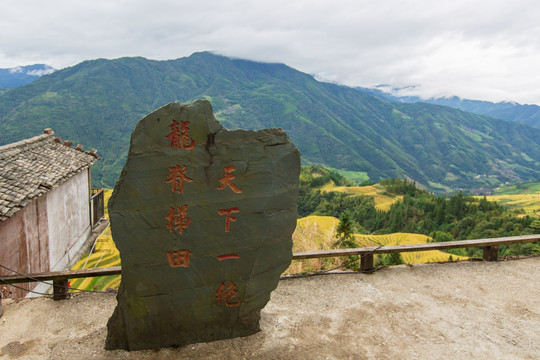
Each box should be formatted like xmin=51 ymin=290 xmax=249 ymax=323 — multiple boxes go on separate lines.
xmin=0 ymin=129 xmax=99 ymax=221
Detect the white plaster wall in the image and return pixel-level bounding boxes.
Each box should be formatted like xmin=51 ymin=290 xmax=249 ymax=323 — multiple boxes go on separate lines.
xmin=46 ymin=170 xmax=92 ymax=271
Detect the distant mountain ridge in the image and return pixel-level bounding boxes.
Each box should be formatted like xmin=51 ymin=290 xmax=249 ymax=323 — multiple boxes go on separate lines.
xmin=357 ymin=87 xmax=540 ymax=129
xmin=0 ymin=64 xmax=56 ymax=91
xmin=0 ymin=52 xmax=539 ymax=191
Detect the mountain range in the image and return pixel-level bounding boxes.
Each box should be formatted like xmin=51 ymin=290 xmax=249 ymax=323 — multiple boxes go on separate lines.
xmin=357 ymin=87 xmax=540 ymax=129
xmin=0 ymin=52 xmax=539 ymax=192
xmin=0 ymin=64 xmax=56 ymax=91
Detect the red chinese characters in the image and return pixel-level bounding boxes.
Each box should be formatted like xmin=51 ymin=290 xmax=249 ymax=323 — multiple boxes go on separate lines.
xmin=217 ymin=165 xmax=243 ymax=193
xmin=215 ymin=281 xmax=242 ymax=307
xmin=166 ymin=165 xmax=193 ymax=194
xmin=166 ymin=250 xmax=191 ymax=268
xmin=165 ymin=205 xmax=191 ymax=235
xmin=216 ymin=254 xmax=240 ymax=261
xmin=164 ymin=124 xmax=245 ymax=304
xmin=218 ymin=207 xmax=239 ymax=233
xmin=166 ymin=120 xmax=195 ymax=149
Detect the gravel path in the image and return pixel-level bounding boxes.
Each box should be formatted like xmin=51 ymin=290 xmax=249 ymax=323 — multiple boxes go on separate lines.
xmin=1 ymin=257 xmax=539 ymax=359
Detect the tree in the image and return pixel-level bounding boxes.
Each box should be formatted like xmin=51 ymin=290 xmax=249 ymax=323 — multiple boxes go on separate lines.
xmin=335 ymin=210 xmax=354 ymax=241
xmin=334 ymin=211 xmax=359 ymax=270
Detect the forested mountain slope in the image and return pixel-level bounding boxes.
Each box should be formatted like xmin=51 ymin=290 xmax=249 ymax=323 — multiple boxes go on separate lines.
xmin=358 ymin=87 xmax=540 ymax=129
xmin=1 ymin=52 xmax=540 ymax=190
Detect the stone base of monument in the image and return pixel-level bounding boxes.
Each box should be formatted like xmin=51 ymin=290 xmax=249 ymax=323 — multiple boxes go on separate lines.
xmin=106 ymin=292 xmax=262 ymax=350
xmin=105 ymin=100 xmax=300 ymax=351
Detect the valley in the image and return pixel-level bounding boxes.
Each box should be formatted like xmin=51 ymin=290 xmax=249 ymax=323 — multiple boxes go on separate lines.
xmin=1 ymin=53 xmax=538 ymax=293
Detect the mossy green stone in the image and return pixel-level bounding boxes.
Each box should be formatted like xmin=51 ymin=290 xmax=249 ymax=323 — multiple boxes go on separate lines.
xmin=105 ymin=100 xmax=300 ymax=351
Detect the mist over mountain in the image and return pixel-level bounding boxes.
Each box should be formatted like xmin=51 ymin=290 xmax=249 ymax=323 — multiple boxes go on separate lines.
xmin=358 ymin=87 xmax=540 ymax=129
xmin=0 ymin=52 xmax=539 ymax=191
xmin=0 ymin=64 xmax=56 ymax=91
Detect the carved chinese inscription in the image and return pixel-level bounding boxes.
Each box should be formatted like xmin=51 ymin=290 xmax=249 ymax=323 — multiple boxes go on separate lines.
xmin=166 ymin=250 xmax=191 ymax=268
xmin=217 ymin=253 xmax=240 ymax=261
xmin=217 ymin=165 xmax=243 ymax=193
xmin=165 ymin=205 xmax=191 ymax=234
xmin=166 ymin=119 xmax=195 ymax=149
xmin=218 ymin=207 xmax=240 ymax=232
xmin=216 ymin=282 xmax=242 ymax=307
xmin=106 ymin=100 xmax=300 ymax=351
xmin=166 ymin=165 xmax=193 ymax=194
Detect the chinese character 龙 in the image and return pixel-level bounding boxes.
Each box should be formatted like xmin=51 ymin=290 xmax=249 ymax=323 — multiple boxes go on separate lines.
xmin=180 ymin=120 xmax=195 ymax=149
xmin=166 ymin=119 xmax=195 ymax=150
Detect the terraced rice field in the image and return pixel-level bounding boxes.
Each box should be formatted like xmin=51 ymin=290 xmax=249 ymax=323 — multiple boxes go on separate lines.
xmin=70 ymin=189 xmax=121 ymax=292
xmin=320 ymin=183 xmax=402 ymax=210
xmin=286 ymin=216 xmax=344 ymax=274
xmin=285 ymin=215 xmax=467 ymax=274
xmin=479 ymin=183 xmax=540 ymax=218
xmin=487 ymin=193 xmax=540 ymax=217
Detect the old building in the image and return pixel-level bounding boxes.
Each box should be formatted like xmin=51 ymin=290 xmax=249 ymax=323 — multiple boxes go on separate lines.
xmin=0 ymin=129 xmax=100 ymax=298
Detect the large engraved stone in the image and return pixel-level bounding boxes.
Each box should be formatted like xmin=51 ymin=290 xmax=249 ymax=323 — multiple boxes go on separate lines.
xmin=105 ymin=100 xmax=300 ymax=350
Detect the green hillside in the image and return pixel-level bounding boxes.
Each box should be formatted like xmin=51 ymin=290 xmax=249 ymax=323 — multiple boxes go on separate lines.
xmin=358 ymin=88 xmax=540 ymax=129
xmin=1 ymin=52 xmax=540 ymax=190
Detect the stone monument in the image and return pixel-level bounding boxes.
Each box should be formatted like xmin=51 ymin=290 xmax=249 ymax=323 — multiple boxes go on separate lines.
xmin=105 ymin=100 xmax=300 ymax=350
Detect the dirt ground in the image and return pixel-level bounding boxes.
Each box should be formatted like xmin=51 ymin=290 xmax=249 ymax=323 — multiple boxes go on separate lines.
xmin=1 ymin=257 xmax=539 ymax=360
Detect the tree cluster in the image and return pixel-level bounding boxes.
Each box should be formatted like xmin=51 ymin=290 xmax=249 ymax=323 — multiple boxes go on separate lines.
xmin=298 ymin=171 xmax=540 ymax=257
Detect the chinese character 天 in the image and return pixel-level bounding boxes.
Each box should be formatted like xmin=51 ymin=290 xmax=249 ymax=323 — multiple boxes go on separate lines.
xmin=217 ymin=165 xmax=243 ymax=193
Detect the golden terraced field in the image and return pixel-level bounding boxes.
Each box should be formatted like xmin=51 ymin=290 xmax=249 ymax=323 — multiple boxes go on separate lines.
xmin=285 ymin=215 xmax=467 ymax=274
xmin=488 ymin=194 xmax=540 ymax=217
xmin=473 ymin=182 xmax=540 ymax=218
xmin=321 ymin=182 xmax=402 ymax=211
xmin=70 ymin=189 xmax=121 ymax=293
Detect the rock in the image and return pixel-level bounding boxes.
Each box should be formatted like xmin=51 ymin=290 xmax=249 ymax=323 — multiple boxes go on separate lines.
xmin=105 ymin=100 xmax=300 ymax=351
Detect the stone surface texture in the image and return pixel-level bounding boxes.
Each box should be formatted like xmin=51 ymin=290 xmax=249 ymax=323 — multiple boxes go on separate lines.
xmin=105 ymin=100 xmax=300 ymax=350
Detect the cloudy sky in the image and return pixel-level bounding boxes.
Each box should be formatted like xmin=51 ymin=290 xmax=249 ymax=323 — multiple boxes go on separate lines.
xmin=2 ymin=0 xmax=540 ymax=104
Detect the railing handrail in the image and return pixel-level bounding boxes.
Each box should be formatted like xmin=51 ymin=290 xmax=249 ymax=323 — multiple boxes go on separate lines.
xmin=1 ymin=234 xmax=539 ymax=287
xmin=90 ymin=188 xmax=105 ymax=227
xmin=293 ymin=234 xmax=540 ymax=259
xmin=0 ymin=266 xmax=122 ymax=284
xmin=90 ymin=188 xmax=104 ymax=200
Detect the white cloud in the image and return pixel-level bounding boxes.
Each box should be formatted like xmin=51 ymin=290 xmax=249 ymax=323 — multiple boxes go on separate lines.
xmin=1 ymin=0 xmax=540 ymax=104
xmin=26 ymin=68 xmax=56 ymax=76
xmin=8 ymin=66 xmax=22 ymax=74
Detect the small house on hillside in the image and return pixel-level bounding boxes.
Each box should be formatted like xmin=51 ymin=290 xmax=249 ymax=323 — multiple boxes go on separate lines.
xmin=0 ymin=129 xmax=101 ymax=298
